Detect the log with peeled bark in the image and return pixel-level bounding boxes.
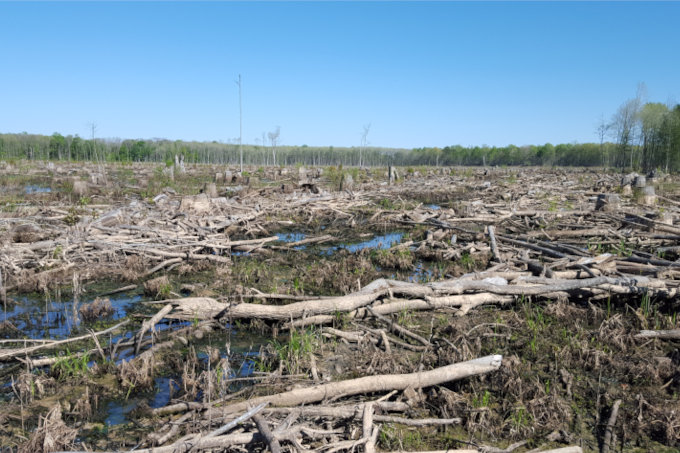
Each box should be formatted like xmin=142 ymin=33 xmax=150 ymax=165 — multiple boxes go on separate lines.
xmin=634 ymin=328 xmax=680 ymax=340
xmin=263 ymin=402 xmax=460 ymax=425
xmin=152 ymin=272 xmax=674 ymax=327
xmin=204 ymin=354 xmax=502 ymax=419
xmin=162 ymin=278 xmax=397 ymax=320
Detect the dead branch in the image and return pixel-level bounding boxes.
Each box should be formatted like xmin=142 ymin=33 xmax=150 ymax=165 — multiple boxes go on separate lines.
xmin=366 ymin=306 xmax=431 ymax=346
xmin=634 ymin=329 xmax=680 ymax=340
xmin=135 ymin=303 xmax=173 ymax=356
xmin=252 ymin=411 xmax=282 ymax=453
xmin=601 ymin=399 xmax=622 ymax=453
xmin=0 ymin=319 xmax=129 ymax=361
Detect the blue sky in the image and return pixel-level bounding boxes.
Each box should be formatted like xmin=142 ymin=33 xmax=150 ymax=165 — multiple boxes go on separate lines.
xmin=0 ymin=2 xmax=678 ymax=149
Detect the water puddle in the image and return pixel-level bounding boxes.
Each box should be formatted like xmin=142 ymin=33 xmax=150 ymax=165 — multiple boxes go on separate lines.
xmin=24 ymin=185 xmax=52 ymax=194
xmin=322 ymin=232 xmax=405 ymax=255
xmin=104 ymin=331 xmax=267 ymax=427
xmin=408 ymin=262 xmax=435 ymax=283
xmin=277 ymin=232 xmax=306 ymax=243
xmin=426 ymin=204 xmax=441 ymax=210
xmin=104 ymin=397 xmax=140 ymax=427
xmin=1 ymin=287 xmax=270 ymax=434
xmin=1 ymin=294 xmax=140 ymax=340
xmin=104 ymin=377 xmax=180 ymax=426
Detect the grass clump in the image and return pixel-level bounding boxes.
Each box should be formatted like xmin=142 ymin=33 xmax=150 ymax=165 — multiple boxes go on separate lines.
xmin=144 ymin=276 xmax=172 ymax=300
xmin=258 ymin=327 xmax=320 ymax=375
xmin=51 ymin=350 xmax=91 ymax=380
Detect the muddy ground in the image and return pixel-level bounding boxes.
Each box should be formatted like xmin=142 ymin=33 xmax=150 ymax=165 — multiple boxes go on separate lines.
xmin=0 ymin=161 xmax=679 ymax=452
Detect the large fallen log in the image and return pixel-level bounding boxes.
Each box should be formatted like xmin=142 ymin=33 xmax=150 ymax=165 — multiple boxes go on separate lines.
xmin=160 ymin=271 xmax=667 ymax=324
xmin=162 ymin=278 xmax=395 ymax=320
xmin=205 ymin=355 xmax=502 ymax=418
xmin=294 ymin=293 xmax=514 ymax=327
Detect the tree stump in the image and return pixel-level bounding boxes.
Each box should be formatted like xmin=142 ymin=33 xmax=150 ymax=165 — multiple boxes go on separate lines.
xmin=388 ymin=165 xmax=395 ymax=185
xmin=203 ymin=182 xmax=218 ymax=198
xmin=90 ymin=173 xmax=105 ymax=185
xmin=340 ymin=173 xmax=354 ymax=191
xmin=298 ymin=166 xmax=307 ymax=183
xmin=634 ymin=175 xmax=646 ymax=188
xmin=180 ymin=193 xmax=211 ymax=213
xmin=72 ymin=179 xmax=88 ymax=197
xmin=174 ymin=154 xmax=185 ymax=174
xmin=595 ymin=194 xmax=620 ymax=212
xmin=641 ymin=185 xmax=656 ymax=206
xmin=621 ymin=172 xmax=637 ymax=187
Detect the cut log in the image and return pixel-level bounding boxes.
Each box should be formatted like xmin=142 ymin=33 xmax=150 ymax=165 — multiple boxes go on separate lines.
xmin=227 ymin=278 xmax=393 ymax=320
xmin=135 ymin=304 xmax=173 ymax=356
xmin=634 ymin=329 xmax=680 ymax=340
xmin=252 ymin=412 xmax=282 ymax=453
xmin=205 ymin=355 xmax=502 ymax=418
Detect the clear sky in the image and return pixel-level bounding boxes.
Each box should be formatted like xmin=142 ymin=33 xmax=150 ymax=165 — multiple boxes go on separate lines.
xmin=0 ymin=1 xmax=678 ymax=149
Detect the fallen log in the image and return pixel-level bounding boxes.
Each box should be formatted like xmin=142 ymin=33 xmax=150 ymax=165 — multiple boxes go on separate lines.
xmin=164 ymin=278 xmax=395 ymax=320
xmin=634 ymin=329 xmax=680 ymax=340
xmin=395 ymin=448 xmax=583 ymax=453
xmin=205 ymin=355 xmax=502 ymax=418
xmin=252 ymin=412 xmax=282 ymax=453
xmin=264 ymin=401 xmax=410 ymax=420
xmin=294 ymin=293 xmax=513 ymax=327
xmin=429 ymin=276 xmax=634 ymax=296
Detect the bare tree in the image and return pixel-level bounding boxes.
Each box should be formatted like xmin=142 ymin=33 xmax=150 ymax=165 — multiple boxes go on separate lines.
xmin=611 ymin=86 xmax=644 ymax=169
xmin=596 ymin=115 xmax=611 ymax=167
xmin=88 ymin=122 xmax=106 ymax=179
xmin=360 ymin=123 xmax=371 ymax=168
xmin=268 ymin=127 xmax=280 ymax=167
xmin=236 ymin=74 xmax=243 ymax=172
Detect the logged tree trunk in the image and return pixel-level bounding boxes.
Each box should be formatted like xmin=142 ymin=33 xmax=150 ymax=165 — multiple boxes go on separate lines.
xmin=205 ymin=355 xmax=502 ymax=418
xmin=634 ymin=329 xmax=680 ymax=340
xmin=165 ymin=278 xmax=394 ymax=320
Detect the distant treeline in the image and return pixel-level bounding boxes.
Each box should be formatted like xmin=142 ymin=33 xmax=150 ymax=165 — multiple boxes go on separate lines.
xmin=0 ymin=133 xmax=651 ymax=169
xmin=1 ymin=100 xmax=678 ymax=171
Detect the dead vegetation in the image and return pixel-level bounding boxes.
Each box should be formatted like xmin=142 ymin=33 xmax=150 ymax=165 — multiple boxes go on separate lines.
xmin=1 ymin=162 xmax=680 ymax=452
xmin=78 ymin=297 xmax=114 ymax=322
